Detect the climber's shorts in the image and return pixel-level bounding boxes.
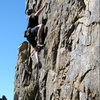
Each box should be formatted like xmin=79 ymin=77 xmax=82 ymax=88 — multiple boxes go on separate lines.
xmin=31 ymin=26 xmax=38 ymax=35
xmin=27 ymin=26 xmax=38 ymax=48
xmin=28 ymin=38 xmax=37 ymax=48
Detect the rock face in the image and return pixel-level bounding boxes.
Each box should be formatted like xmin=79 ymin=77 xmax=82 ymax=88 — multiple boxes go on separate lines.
xmin=14 ymin=0 xmax=100 ymax=100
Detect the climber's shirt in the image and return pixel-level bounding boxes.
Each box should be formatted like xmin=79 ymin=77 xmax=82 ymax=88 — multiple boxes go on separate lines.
xmin=27 ymin=13 xmax=38 ymax=29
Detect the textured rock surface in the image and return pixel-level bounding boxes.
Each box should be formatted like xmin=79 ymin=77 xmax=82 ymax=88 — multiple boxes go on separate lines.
xmin=14 ymin=0 xmax=100 ymax=100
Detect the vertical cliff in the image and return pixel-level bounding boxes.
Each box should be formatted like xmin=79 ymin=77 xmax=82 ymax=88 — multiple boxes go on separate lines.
xmin=14 ymin=0 xmax=100 ymax=100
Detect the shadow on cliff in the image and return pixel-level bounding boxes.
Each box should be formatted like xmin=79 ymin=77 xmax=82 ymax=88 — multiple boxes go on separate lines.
xmin=42 ymin=18 xmax=48 ymax=44
xmin=38 ymin=18 xmax=48 ymax=52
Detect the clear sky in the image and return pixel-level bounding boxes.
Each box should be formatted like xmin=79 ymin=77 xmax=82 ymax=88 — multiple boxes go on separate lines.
xmin=0 ymin=0 xmax=27 ymax=100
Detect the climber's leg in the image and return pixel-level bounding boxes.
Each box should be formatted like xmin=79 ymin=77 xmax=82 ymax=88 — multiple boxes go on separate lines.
xmin=34 ymin=47 xmax=42 ymax=68
xmin=37 ymin=24 xmax=44 ymax=44
xmin=34 ymin=47 xmax=40 ymax=63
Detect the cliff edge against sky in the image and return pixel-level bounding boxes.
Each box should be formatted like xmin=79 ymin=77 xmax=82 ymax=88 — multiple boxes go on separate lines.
xmin=14 ymin=0 xmax=100 ymax=100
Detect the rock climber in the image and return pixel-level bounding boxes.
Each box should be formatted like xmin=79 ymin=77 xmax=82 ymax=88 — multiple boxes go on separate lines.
xmin=26 ymin=2 xmax=48 ymax=47
xmin=24 ymin=3 xmax=48 ymax=65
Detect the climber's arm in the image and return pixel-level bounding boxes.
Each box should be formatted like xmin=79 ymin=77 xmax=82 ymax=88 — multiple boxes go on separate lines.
xmin=34 ymin=3 xmax=48 ymax=16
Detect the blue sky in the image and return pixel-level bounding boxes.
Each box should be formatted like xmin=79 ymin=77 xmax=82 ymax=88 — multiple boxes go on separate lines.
xmin=0 ymin=0 xmax=27 ymax=100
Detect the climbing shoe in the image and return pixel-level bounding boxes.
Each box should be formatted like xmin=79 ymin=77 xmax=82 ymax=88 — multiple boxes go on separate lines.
xmin=35 ymin=61 xmax=42 ymax=69
xmin=38 ymin=61 xmax=42 ymax=69
xmin=37 ymin=43 xmax=44 ymax=47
